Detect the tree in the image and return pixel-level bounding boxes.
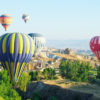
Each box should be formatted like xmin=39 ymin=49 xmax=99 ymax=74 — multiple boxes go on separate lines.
xmin=0 ymin=70 xmax=21 ymax=100
xmin=29 ymin=71 xmax=42 ymax=81
xmin=97 ymin=66 xmax=100 ymax=79
xmin=59 ymin=60 xmax=92 ymax=82
xmin=17 ymin=72 xmax=31 ymax=92
xmin=42 ymin=68 xmax=57 ymax=80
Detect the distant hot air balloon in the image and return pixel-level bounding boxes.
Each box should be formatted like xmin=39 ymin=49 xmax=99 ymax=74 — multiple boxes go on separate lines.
xmin=0 ymin=14 xmax=13 ymax=31
xmin=0 ymin=16 xmax=1 ymax=23
xmin=28 ymin=33 xmax=46 ymax=56
xmin=90 ymin=36 xmax=100 ymax=60
xmin=0 ymin=32 xmax=34 ymax=82
xmin=22 ymin=14 xmax=29 ymax=23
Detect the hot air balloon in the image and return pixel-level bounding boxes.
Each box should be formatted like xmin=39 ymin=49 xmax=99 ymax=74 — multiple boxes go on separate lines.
xmin=28 ymin=33 xmax=46 ymax=56
xmin=0 ymin=16 xmax=1 ymax=23
xmin=0 ymin=14 xmax=13 ymax=31
xmin=0 ymin=32 xmax=34 ymax=82
xmin=90 ymin=36 xmax=100 ymax=60
xmin=22 ymin=14 xmax=29 ymax=23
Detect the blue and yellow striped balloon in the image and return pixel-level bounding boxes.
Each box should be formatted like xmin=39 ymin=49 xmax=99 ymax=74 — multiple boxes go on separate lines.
xmin=0 ymin=32 xmax=34 ymax=82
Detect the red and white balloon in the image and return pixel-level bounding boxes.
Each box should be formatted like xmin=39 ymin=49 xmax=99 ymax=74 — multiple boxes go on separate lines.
xmin=90 ymin=36 xmax=100 ymax=60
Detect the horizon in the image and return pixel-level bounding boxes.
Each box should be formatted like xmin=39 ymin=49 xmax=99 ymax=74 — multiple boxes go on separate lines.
xmin=46 ymin=39 xmax=90 ymax=50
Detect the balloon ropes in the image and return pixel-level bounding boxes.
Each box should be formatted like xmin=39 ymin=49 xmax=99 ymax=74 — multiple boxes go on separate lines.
xmin=0 ymin=32 xmax=35 ymax=82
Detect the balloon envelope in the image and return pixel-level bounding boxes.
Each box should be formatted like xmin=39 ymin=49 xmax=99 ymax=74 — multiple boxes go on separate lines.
xmin=90 ymin=36 xmax=100 ymax=60
xmin=0 ymin=14 xmax=13 ymax=31
xmin=28 ymin=33 xmax=46 ymax=55
xmin=22 ymin=14 xmax=29 ymax=23
xmin=0 ymin=16 xmax=1 ymax=23
xmin=0 ymin=32 xmax=34 ymax=82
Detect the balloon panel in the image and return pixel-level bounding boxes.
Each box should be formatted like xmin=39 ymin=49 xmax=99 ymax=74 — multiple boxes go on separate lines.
xmin=90 ymin=36 xmax=100 ymax=60
xmin=0 ymin=16 xmax=1 ymax=23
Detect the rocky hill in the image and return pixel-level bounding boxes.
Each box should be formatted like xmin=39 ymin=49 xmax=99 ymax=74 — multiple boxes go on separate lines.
xmin=26 ymin=48 xmax=100 ymax=71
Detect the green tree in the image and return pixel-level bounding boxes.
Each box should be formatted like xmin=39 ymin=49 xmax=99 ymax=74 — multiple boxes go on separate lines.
xmin=59 ymin=60 xmax=92 ymax=82
xmin=42 ymin=68 xmax=57 ymax=80
xmin=17 ymin=72 xmax=31 ymax=92
xmin=0 ymin=96 xmax=5 ymax=100
xmin=97 ymin=66 xmax=100 ymax=79
xmin=29 ymin=71 xmax=42 ymax=81
xmin=0 ymin=70 xmax=21 ymax=100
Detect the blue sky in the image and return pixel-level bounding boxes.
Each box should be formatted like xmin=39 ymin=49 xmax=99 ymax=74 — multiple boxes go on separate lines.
xmin=0 ymin=0 xmax=100 ymax=40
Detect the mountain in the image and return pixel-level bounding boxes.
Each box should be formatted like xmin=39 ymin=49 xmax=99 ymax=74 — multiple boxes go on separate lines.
xmin=46 ymin=39 xmax=90 ymax=50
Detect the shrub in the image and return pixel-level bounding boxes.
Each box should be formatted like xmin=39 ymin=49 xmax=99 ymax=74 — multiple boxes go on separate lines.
xmin=0 ymin=70 xmax=21 ymax=100
xmin=0 ymin=96 xmax=5 ymax=100
xmin=17 ymin=72 xmax=31 ymax=92
xmin=0 ymin=70 xmax=11 ymax=85
xmin=49 ymin=96 xmax=58 ymax=100
xmin=97 ymin=66 xmax=100 ymax=79
xmin=59 ymin=60 xmax=92 ymax=82
xmin=29 ymin=71 xmax=42 ymax=81
xmin=42 ymin=68 xmax=57 ymax=80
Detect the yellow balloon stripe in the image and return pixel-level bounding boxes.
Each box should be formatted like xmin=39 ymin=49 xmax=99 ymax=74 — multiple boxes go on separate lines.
xmin=15 ymin=62 xmax=20 ymax=81
xmin=17 ymin=62 xmax=25 ymax=81
xmin=11 ymin=62 xmax=14 ymax=81
xmin=10 ymin=33 xmax=15 ymax=54
xmin=18 ymin=33 xmax=23 ymax=54
xmin=5 ymin=61 xmax=11 ymax=79
xmin=24 ymin=34 xmax=30 ymax=54
xmin=2 ymin=34 xmax=10 ymax=54
xmin=30 ymin=38 xmax=34 ymax=54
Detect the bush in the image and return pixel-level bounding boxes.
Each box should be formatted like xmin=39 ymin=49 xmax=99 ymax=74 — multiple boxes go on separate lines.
xmin=33 ymin=91 xmax=40 ymax=100
xmin=30 ymin=68 xmax=57 ymax=81
xmin=31 ymin=92 xmax=58 ymax=100
xmin=49 ymin=96 xmax=58 ymax=100
xmin=0 ymin=70 xmax=21 ymax=100
xmin=0 ymin=70 xmax=11 ymax=85
xmin=0 ymin=96 xmax=5 ymax=100
xmin=17 ymin=72 xmax=31 ymax=92
xmin=59 ymin=60 xmax=92 ymax=82
xmin=42 ymin=68 xmax=57 ymax=80
xmin=97 ymin=66 xmax=100 ymax=79
xmin=29 ymin=71 xmax=42 ymax=81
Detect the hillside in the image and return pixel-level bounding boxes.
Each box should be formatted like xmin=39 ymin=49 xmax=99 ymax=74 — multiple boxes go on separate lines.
xmin=26 ymin=79 xmax=100 ymax=100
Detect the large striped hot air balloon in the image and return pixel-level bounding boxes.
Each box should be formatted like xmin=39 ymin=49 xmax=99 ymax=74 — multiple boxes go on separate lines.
xmin=0 ymin=14 xmax=13 ymax=31
xmin=90 ymin=36 xmax=100 ymax=60
xmin=0 ymin=32 xmax=34 ymax=82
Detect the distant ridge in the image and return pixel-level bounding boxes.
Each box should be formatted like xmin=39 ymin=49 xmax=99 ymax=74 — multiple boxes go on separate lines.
xmin=46 ymin=39 xmax=90 ymax=50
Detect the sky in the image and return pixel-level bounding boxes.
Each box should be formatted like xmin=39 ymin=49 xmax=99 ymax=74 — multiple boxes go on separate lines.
xmin=0 ymin=0 xmax=100 ymax=40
